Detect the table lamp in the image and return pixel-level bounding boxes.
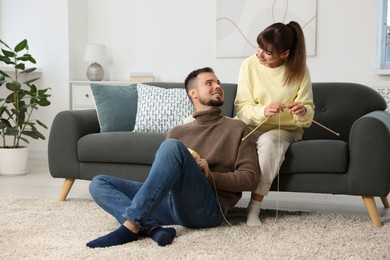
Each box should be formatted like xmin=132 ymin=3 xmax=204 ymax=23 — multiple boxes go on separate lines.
xmin=84 ymin=43 xmax=107 ymax=81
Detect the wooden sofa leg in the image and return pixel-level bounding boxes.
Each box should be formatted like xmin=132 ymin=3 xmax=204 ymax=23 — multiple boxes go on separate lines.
xmin=380 ymin=196 xmax=389 ymax=208
xmin=58 ymin=178 xmax=75 ymax=201
xmin=362 ymin=196 xmax=382 ymax=228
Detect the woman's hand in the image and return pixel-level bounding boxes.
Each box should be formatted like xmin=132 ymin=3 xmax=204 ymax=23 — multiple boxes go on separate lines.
xmin=264 ymin=102 xmax=285 ymax=117
xmin=286 ymin=102 xmax=306 ymax=116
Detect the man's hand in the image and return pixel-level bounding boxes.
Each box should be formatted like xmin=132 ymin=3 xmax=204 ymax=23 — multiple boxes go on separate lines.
xmin=188 ymin=148 xmax=210 ymax=177
xmin=187 ymin=148 xmax=200 ymax=159
xmin=196 ymin=158 xmax=210 ymax=178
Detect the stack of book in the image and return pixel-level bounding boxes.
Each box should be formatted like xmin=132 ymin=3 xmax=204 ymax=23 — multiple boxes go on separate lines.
xmin=129 ymin=72 xmax=154 ymax=83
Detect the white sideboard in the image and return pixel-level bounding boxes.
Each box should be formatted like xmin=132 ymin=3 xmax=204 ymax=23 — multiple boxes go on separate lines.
xmin=69 ymin=81 xmax=132 ymax=110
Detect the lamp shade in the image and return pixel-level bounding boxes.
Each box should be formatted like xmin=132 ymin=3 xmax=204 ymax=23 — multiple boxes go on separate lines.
xmin=83 ymin=43 xmax=107 ymax=62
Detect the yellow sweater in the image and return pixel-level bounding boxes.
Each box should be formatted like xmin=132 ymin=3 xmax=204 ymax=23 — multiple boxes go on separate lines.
xmin=235 ymin=54 xmax=315 ymax=133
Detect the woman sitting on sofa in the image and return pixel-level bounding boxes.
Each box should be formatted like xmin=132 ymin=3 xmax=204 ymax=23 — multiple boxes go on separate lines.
xmin=235 ymin=21 xmax=315 ymax=226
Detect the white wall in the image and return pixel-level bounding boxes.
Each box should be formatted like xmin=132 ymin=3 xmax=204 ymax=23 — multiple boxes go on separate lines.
xmin=79 ymin=0 xmax=386 ymax=85
xmin=309 ymin=0 xmax=380 ymax=84
xmin=0 ymin=0 xmax=69 ymax=157
xmin=1 ymin=0 xmax=389 ymax=156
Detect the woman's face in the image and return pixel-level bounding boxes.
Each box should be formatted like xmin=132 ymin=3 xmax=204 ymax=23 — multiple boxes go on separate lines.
xmin=256 ymin=45 xmax=289 ymax=68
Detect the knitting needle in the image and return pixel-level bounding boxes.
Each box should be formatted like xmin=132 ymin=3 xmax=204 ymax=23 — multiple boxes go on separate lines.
xmin=241 ymin=95 xmax=294 ymax=141
xmin=302 ymin=115 xmax=340 ymax=136
xmin=242 ymin=111 xmax=341 ymax=141
xmin=242 ymin=117 xmax=270 ymax=141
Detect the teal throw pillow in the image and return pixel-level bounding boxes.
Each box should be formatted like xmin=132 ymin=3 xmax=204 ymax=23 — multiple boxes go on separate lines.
xmin=90 ymin=83 xmax=138 ymax=132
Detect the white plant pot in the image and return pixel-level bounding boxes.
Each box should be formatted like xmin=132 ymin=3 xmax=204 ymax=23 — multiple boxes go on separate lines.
xmin=0 ymin=146 xmax=29 ymax=176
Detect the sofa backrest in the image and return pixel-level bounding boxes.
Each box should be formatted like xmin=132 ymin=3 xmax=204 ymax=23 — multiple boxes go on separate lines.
xmin=144 ymin=82 xmax=237 ymax=117
xmin=303 ymin=82 xmax=387 ymax=142
xmin=146 ymin=82 xmax=386 ymax=143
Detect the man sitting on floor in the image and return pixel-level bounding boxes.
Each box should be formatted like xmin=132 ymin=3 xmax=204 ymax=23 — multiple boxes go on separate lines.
xmin=86 ymin=67 xmax=260 ymax=248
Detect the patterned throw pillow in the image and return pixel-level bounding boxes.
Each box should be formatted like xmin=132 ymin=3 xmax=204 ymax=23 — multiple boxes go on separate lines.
xmin=133 ymin=83 xmax=194 ymax=132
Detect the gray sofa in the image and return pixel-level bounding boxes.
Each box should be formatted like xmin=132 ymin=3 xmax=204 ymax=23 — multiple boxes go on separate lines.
xmin=48 ymin=82 xmax=390 ymax=227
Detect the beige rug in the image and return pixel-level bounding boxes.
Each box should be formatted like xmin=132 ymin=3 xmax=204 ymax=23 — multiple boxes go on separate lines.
xmin=1 ymin=196 xmax=389 ymax=259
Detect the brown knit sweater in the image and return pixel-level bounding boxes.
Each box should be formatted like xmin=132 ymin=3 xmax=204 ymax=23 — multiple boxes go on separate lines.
xmin=167 ymin=107 xmax=260 ymax=214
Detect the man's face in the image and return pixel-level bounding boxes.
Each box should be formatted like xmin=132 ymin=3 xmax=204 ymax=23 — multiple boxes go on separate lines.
xmin=195 ymin=72 xmax=224 ymax=107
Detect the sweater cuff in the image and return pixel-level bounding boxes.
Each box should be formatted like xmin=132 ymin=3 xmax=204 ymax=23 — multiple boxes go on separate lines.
xmin=258 ymin=106 xmax=266 ymax=120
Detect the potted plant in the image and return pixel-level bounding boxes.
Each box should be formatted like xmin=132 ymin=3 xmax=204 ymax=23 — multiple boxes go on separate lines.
xmin=0 ymin=39 xmax=50 ymax=175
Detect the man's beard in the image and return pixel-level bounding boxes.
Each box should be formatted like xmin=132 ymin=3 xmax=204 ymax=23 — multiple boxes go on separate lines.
xmin=208 ymin=100 xmax=224 ymax=107
xmin=199 ymin=97 xmax=224 ymax=107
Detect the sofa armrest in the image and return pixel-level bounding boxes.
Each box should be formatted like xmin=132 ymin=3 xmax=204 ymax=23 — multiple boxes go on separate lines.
xmin=48 ymin=109 xmax=100 ymax=179
xmin=348 ymin=111 xmax=390 ymax=196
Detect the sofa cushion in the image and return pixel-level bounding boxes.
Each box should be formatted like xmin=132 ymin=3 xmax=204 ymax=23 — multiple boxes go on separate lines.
xmin=78 ymin=134 xmax=349 ymax=173
xmin=78 ymin=132 xmax=166 ymax=164
xmin=133 ymin=83 xmax=194 ymax=133
xmin=280 ymin=140 xmax=349 ymax=174
xmin=91 ymin=83 xmax=138 ymax=132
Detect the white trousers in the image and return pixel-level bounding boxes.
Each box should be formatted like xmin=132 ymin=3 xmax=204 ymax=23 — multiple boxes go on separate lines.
xmin=253 ymin=128 xmax=303 ymax=195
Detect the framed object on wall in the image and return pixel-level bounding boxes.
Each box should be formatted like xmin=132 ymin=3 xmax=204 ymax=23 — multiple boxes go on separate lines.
xmin=216 ymin=0 xmax=317 ymax=58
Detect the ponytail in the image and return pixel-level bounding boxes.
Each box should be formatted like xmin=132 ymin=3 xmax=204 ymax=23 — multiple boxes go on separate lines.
xmin=284 ymin=21 xmax=306 ymax=86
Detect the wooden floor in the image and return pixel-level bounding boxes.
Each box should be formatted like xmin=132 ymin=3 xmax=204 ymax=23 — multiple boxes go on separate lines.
xmin=1 ymin=158 xmax=389 ymax=221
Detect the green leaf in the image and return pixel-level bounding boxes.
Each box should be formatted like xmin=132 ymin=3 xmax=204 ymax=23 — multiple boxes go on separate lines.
xmin=6 ymin=82 xmax=21 ymax=92
xmin=22 ymin=130 xmax=42 ymax=140
xmin=0 ymin=55 xmax=12 ymax=64
xmin=21 ymin=68 xmax=37 ymax=74
xmin=17 ymin=54 xmax=36 ymax=64
xmin=0 ymin=39 xmax=11 ymax=49
xmin=1 ymin=108 xmax=12 ymax=118
xmin=30 ymin=84 xmax=37 ymax=93
xmin=38 ymin=99 xmax=51 ymax=106
xmin=15 ymin=63 xmax=25 ymax=70
xmin=36 ymin=120 xmax=48 ymax=129
xmin=0 ymin=70 xmax=10 ymax=78
xmin=5 ymin=127 xmax=19 ymax=136
xmin=0 ymin=118 xmax=12 ymax=128
xmin=23 ymin=77 xmax=40 ymax=85
xmin=38 ymin=88 xmax=51 ymax=94
xmin=19 ymin=136 xmax=30 ymax=144
xmin=14 ymin=39 xmax=28 ymax=52
xmin=1 ymin=49 xmax=14 ymax=57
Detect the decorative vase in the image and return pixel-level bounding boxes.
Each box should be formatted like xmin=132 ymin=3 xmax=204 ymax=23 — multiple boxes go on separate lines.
xmin=0 ymin=146 xmax=29 ymax=176
xmin=86 ymin=62 xmax=104 ymax=81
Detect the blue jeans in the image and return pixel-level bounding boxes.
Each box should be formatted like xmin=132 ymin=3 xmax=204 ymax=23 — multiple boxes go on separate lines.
xmin=89 ymin=138 xmax=223 ymax=229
